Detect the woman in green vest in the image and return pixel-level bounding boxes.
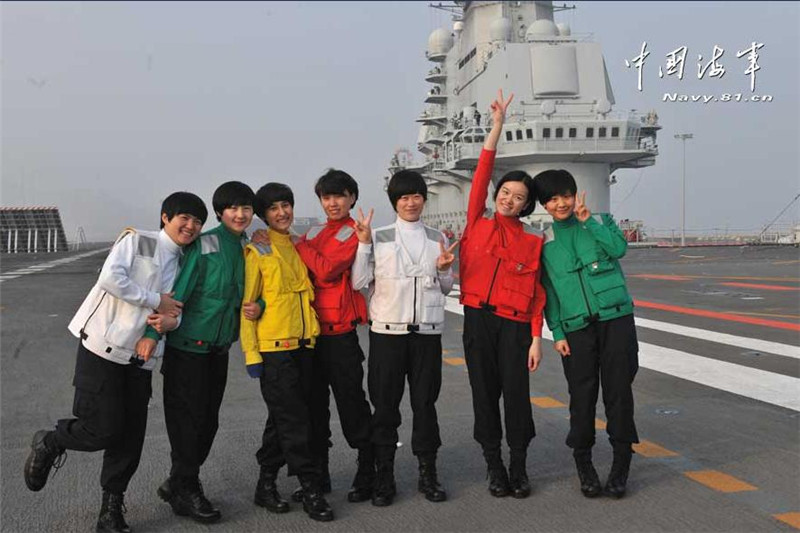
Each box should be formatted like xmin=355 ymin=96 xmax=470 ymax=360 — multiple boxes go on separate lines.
xmin=533 ymin=171 xmax=639 ymax=499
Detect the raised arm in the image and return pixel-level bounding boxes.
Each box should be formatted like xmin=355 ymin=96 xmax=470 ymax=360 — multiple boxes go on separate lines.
xmin=467 ymin=90 xmax=514 ymax=227
xmin=351 ymin=208 xmax=375 ymax=291
xmin=574 ymin=192 xmax=628 ymax=259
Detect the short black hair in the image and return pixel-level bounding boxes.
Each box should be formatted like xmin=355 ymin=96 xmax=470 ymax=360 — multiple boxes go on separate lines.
xmin=314 ymin=169 xmax=359 ymax=204
xmin=533 ymin=169 xmax=577 ymax=205
xmin=387 ymin=170 xmax=427 ymax=211
xmin=494 ymin=170 xmax=536 ymax=218
xmin=160 ymin=192 xmax=208 ymax=228
xmin=212 ymin=181 xmax=256 ymax=221
xmin=255 ymin=182 xmax=294 ymax=222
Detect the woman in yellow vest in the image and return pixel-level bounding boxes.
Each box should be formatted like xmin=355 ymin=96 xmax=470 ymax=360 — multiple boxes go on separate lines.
xmin=240 ymin=182 xmax=331 ymax=522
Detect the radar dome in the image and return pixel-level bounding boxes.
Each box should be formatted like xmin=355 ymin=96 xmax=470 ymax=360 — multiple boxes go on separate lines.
xmin=427 ymin=28 xmax=454 ymax=56
xmin=489 ymin=17 xmax=512 ymax=42
xmin=453 ymin=21 xmax=464 ymax=34
xmin=556 ymin=23 xmax=571 ymax=36
xmin=526 ymin=19 xmax=559 ymax=39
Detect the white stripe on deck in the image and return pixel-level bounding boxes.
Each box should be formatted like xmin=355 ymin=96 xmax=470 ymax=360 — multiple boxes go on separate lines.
xmin=634 ymin=317 xmax=800 ymax=360
xmin=0 ymin=248 xmax=109 ymax=284
xmin=445 ymin=293 xmax=800 ymax=412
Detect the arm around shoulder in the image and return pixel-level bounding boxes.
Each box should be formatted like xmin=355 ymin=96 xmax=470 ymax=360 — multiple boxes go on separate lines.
xmin=585 ymin=214 xmax=628 ymax=259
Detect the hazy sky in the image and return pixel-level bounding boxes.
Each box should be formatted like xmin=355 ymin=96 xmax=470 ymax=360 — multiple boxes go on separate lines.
xmin=2 ymin=1 xmax=798 ymax=240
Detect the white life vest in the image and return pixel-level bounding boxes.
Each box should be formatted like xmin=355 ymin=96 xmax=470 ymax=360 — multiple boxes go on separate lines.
xmin=367 ymin=223 xmax=450 ymax=335
xmin=68 ymin=228 xmax=165 ymax=370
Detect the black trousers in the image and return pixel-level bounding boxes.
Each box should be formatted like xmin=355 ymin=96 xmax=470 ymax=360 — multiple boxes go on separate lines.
xmin=562 ymin=314 xmax=640 ymax=449
xmin=368 ymin=331 xmax=442 ymax=457
xmin=256 ymin=348 xmax=318 ymax=479
xmin=463 ymin=307 xmax=535 ymax=452
xmin=309 ymin=331 xmax=372 ymax=459
xmin=54 ymin=342 xmax=152 ymax=494
xmin=162 ymin=345 xmax=229 ymax=480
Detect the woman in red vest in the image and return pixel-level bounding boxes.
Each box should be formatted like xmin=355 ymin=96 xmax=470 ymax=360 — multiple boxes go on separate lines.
xmin=459 ymin=90 xmax=545 ymax=499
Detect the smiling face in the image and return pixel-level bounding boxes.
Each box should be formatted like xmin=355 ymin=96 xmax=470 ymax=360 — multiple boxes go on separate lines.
xmin=218 ymin=205 xmax=254 ymax=235
xmin=543 ymin=192 xmax=576 ymax=221
xmin=495 ymin=181 xmax=530 ymax=217
xmin=320 ymin=192 xmax=355 ymax=221
xmin=161 ymin=212 xmax=204 ymax=246
xmin=395 ymin=193 xmax=425 ymax=222
xmin=264 ymin=200 xmax=294 ymax=233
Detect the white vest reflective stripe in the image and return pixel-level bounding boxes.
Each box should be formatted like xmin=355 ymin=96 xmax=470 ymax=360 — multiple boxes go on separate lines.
xmin=67 ymin=229 xmax=164 ymax=370
xmin=368 ymin=223 xmax=446 ymax=334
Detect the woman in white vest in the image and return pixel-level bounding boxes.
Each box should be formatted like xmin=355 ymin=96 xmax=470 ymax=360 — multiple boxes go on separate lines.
xmin=352 ymin=171 xmax=457 ymax=507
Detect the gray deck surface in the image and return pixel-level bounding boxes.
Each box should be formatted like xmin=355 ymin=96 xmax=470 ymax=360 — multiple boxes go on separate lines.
xmin=2 ymin=245 xmax=798 ymax=532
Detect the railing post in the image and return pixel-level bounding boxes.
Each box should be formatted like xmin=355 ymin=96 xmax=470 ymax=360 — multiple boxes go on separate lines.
xmin=34 ymin=229 xmax=38 ymax=253
xmin=14 ymin=229 xmax=19 ymax=253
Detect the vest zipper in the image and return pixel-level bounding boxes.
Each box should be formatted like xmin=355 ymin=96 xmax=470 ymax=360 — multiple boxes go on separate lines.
xmin=577 ymin=270 xmax=592 ymax=318
xmin=484 ymin=258 xmax=501 ymax=305
xmin=299 ymin=292 xmax=306 ymax=341
xmin=412 ymin=277 xmax=418 ymax=324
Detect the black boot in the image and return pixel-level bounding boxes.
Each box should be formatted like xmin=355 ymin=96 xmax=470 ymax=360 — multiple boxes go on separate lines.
xmin=96 ymin=491 xmax=130 ymax=533
xmin=573 ymin=448 xmax=602 ymax=498
xmin=483 ymin=447 xmax=510 ymax=498
xmin=299 ymin=476 xmax=334 ymax=522
xmin=347 ymin=446 xmax=375 ymax=503
xmin=254 ymin=468 xmax=289 ymax=513
xmin=156 ymin=477 xmax=174 ymax=503
xmin=371 ymin=449 xmax=397 ymax=507
xmin=291 ymin=455 xmax=331 ymax=502
xmin=508 ymin=449 xmax=531 ymax=499
xmin=24 ymin=430 xmax=66 ymax=492
xmin=417 ymin=454 xmax=447 ymax=502
xmin=169 ymin=477 xmax=222 ymax=523
xmin=605 ymin=443 xmax=633 ymax=499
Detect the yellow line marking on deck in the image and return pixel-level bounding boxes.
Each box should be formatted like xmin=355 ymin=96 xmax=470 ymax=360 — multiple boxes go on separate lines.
xmin=773 ymin=512 xmax=800 ymax=530
xmin=684 ymin=470 xmax=758 ymax=493
xmin=530 ymin=396 xmax=566 ymax=408
xmin=773 ymin=260 xmax=800 ymax=265
xmin=633 ymin=440 xmax=679 ymax=458
xmin=443 ymin=357 xmax=465 ymax=366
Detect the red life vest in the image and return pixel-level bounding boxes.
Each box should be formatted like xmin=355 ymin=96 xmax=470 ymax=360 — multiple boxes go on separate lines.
xmin=295 ymin=217 xmax=368 ymax=336
xmin=458 ymin=149 xmax=546 ymax=337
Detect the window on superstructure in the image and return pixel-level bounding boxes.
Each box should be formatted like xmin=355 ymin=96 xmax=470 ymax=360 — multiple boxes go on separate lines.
xmin=543 ymin=128 xmax=551 ymax=138
xmin=516 ymin=130 xmax=523 ymax=141
xmin=526 ymin=128 xmax=533 ymax=139
xmin=555 ymin=128 xmax=563 ymax=138
xmin=599 ymin=127 xmax=607 ymax=138
xmin=569 ymin=128 xmax=577 ymax=138
xmin=506 ymin=131 xmax=513 ymax=142
xmin=476 ymin=135 xmax=485 ymax=143
xmin=611 ymin=127 xmax=620 ymax=137
xmin=586 ymin=127 xmax=594 ymax=138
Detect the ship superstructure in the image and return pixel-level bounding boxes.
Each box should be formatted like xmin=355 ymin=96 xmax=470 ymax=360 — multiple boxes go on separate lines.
xmin=389 ymin=0 xmax=660 ymax=233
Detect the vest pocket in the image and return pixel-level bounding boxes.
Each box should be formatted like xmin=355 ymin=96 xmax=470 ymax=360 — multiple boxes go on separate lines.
xmin=585 ymin=263 xmax=629 ymax=309
xmin=422 ymin=280 xmax=445 ymax=324
xmin=500 ymin=257 xmax=538 ymax=312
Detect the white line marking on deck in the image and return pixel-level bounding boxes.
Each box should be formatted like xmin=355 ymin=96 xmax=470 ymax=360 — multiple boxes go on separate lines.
xmin=445 ymin=291 xmax=800 ymax=411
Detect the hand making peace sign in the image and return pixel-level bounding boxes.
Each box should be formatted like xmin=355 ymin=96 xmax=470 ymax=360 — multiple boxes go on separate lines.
xmin=354 ymin=207 xmax=374 ymax=244
xmin=489 ymin=89 xmax=514 ymax=128
xmin=436 ymin=239 xmax=459 ymax=271
xmin=574 ymin=191 xmax=591 ymax=223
